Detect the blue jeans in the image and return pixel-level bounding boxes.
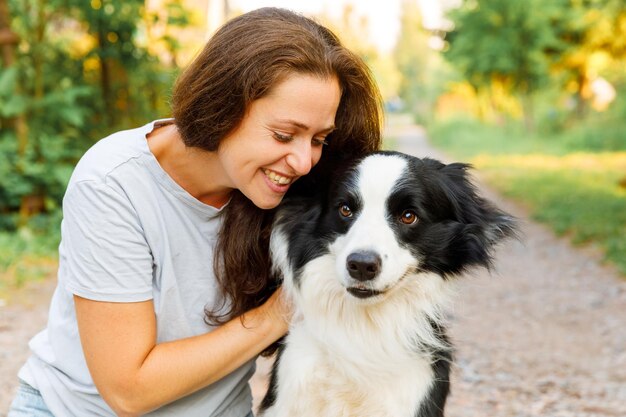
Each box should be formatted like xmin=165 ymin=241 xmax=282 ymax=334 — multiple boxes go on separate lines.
xmin=7 ymin=380 xmax=54 ymax=417
xmin=7 ymin=379 xmax=255 ymax=417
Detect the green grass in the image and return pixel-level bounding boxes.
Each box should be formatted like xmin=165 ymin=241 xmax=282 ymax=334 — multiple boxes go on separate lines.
xmin=0 ymin=228 xmax=60 ymax=297
xmin=428 ymin=117 xmax=626 ymax=276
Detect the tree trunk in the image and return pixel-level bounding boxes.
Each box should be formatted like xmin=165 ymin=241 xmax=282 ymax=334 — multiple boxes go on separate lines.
xmin=0 ymin=0 xmax=18 ymax=65
xmin=96 ymin=17 xmax=116 ymax=126
xmin=0 ymin=0 xmax=28 ymax=157
xmin=0 ymin=0 xmax=44 ymax=224
xmin=575 ymin=71 xmax=589 ymax=119
xmin=521 ymin=93 xmax=535 ymax=132
xmin=98 ymin=31 xmax=111 ymax=122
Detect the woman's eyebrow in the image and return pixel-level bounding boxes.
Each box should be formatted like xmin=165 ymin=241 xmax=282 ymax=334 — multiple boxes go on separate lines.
xmin=276 ymin=119 xmax=336 ymax=133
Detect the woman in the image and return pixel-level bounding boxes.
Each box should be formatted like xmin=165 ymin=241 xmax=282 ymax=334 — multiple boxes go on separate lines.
xmin=9 ymin=7 xmax=382 ymax=417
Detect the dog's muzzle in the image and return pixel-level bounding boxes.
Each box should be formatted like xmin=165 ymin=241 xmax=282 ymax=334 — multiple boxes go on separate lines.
xmin=346 ymin=250 xmax=381 ymax=281
xmin=345 ymin=251 xmax=385 ymax=299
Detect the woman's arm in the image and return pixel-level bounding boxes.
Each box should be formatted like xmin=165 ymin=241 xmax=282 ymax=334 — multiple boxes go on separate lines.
xmin=74 ymin=288 xmax=289 ymax=417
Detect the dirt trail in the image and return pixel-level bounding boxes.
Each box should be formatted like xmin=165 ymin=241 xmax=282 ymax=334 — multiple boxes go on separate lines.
xmin=2 ymin=122 xmax=626 ymax=416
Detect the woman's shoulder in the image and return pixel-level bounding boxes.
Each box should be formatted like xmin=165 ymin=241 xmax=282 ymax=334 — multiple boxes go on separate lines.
xmin=69 ymin=120 xmax=165 ymax=187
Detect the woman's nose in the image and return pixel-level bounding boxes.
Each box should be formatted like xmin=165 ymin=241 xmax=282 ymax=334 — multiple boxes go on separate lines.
xmin=285 ymin=140 xmax=314 ymax=176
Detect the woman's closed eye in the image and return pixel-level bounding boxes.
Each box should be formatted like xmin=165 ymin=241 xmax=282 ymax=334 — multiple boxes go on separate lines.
xmin=273 ymin=131 xmax=294 ymax=143
xmin=312 ymin=137 xmax=329 ymax=146
xmin=273 ymin=131 xmax=328 ymax=147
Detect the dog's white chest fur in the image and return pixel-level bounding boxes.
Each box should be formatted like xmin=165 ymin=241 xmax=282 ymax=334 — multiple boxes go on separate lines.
xmin=264 ymin=328 xmax=432 ymax=417
xmin=262 ymin=323 xmax=435 ymax=417
xmin=261 ymin=255 xmax=449 ymax=417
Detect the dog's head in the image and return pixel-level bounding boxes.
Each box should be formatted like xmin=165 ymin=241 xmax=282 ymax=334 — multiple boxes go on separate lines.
xmin=272 ymin=151 xmax=516 ymax=305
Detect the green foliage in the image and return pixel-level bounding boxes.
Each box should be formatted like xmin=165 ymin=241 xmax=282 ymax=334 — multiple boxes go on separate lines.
xmin=0 ymin=0 xmax=183 ymax=287
xmin=427 ymin=117 xmax=565 ymax=157
xmin=0 ymin=0 xmax=97 ymax=228
xmin=0 ymin=0 xmax=179 ymax=233
xmin=535 ymin=86 xmax=626 ymax=152
xmin=0 ymin=68 xmax=27 ymax=117
xmin=442 ymin=0 xmax=626 ymax=127
xmin=445 ymin=0 xmax=555 ymax=95
xmin=583 ymin=0 xmax=626 ymax=58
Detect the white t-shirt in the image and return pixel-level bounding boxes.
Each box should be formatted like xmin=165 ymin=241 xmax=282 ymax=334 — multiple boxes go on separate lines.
xmin=18 ymin=119 xmax=255 ymax=417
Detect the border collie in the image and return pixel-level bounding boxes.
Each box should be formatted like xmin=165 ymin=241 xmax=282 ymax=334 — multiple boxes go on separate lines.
xmin=259 ymin=151 xmax=516 ymax=417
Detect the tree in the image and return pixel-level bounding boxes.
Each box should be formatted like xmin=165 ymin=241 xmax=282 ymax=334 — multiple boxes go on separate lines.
xmin=553 ymin=0 xmax=626 ymax=117
xmin=0 ymin=0 xmax=179 ymax=231
xmin=586 ymin=0 xmax=626 ymax=59
xmin=0 ymin=0 xmax=24 ymax=152
xmin=444 ymin=0 xmax=556 ymax=129
xmin=444 ymin=0 xmax=626 ymax=126
xmin=1 ymin=0 xmax=96 ymax=227
xmin=541 ymin=0 xmax=606 ymax=119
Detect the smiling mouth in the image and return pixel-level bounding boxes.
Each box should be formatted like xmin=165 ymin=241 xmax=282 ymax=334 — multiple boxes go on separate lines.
xmin=263 ymin=169 xmax=294 ymax=186
xmin=346 ymin=287 xmax=384 ymax=299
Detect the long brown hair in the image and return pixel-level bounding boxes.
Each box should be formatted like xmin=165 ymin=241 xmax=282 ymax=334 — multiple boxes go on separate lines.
xmin=171 ymin=7 xmax=383 ymax=324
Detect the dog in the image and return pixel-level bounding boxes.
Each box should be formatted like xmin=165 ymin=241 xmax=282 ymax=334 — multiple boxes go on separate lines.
xmin=258 ymin=151 xmax=516 ymax=417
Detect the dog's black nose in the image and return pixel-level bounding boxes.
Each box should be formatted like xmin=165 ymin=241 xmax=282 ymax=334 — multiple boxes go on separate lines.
xmin=346 ymin=251 xmax=381 ymax=281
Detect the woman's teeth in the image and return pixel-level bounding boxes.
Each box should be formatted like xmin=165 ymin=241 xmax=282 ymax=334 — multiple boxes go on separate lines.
xmin=264 ymin=169 xmax=292 ymax=185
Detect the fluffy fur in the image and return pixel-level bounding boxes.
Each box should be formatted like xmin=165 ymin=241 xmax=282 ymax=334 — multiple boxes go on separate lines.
xmin=259 ymin=151 xmax=516 ymax=417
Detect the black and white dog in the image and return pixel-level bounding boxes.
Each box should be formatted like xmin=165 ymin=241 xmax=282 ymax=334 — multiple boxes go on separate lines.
xmin=259 ymin=151 xmax=516 ymax=417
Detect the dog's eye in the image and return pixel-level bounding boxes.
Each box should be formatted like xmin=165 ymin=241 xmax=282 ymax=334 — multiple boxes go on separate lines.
xmin=339 ymin=204 xmax=353 ymax=218
xmin=400 ymin=210 xmax=418 ymax=225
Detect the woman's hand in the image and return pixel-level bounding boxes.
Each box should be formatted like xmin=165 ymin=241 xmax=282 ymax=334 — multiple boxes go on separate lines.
xmin=251 ymin=287 xmax=293 ymax=336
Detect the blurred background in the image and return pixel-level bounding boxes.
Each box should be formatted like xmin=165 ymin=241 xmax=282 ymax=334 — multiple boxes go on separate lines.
xmin=0 ymin=0 xmax=625 ymax=298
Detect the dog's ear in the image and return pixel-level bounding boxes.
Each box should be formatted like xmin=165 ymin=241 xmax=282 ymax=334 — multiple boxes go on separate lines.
xmin=440 ymin=163 xmax=516 ymax=235
xmin=435 ymin=161 xmax=518 ymax=273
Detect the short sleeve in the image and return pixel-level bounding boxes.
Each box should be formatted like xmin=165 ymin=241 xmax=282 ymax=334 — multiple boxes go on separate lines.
xmin=61 ymin=180 xmax=154 ymax=302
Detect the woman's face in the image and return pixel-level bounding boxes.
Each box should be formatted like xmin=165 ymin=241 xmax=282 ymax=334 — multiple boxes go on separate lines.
xmin=217 ymin=73 xmax=342 ymax=209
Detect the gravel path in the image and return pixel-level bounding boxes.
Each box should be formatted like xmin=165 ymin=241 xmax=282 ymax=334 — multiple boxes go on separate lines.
xmin=2 ymin=123 xmax=625 ymax=416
